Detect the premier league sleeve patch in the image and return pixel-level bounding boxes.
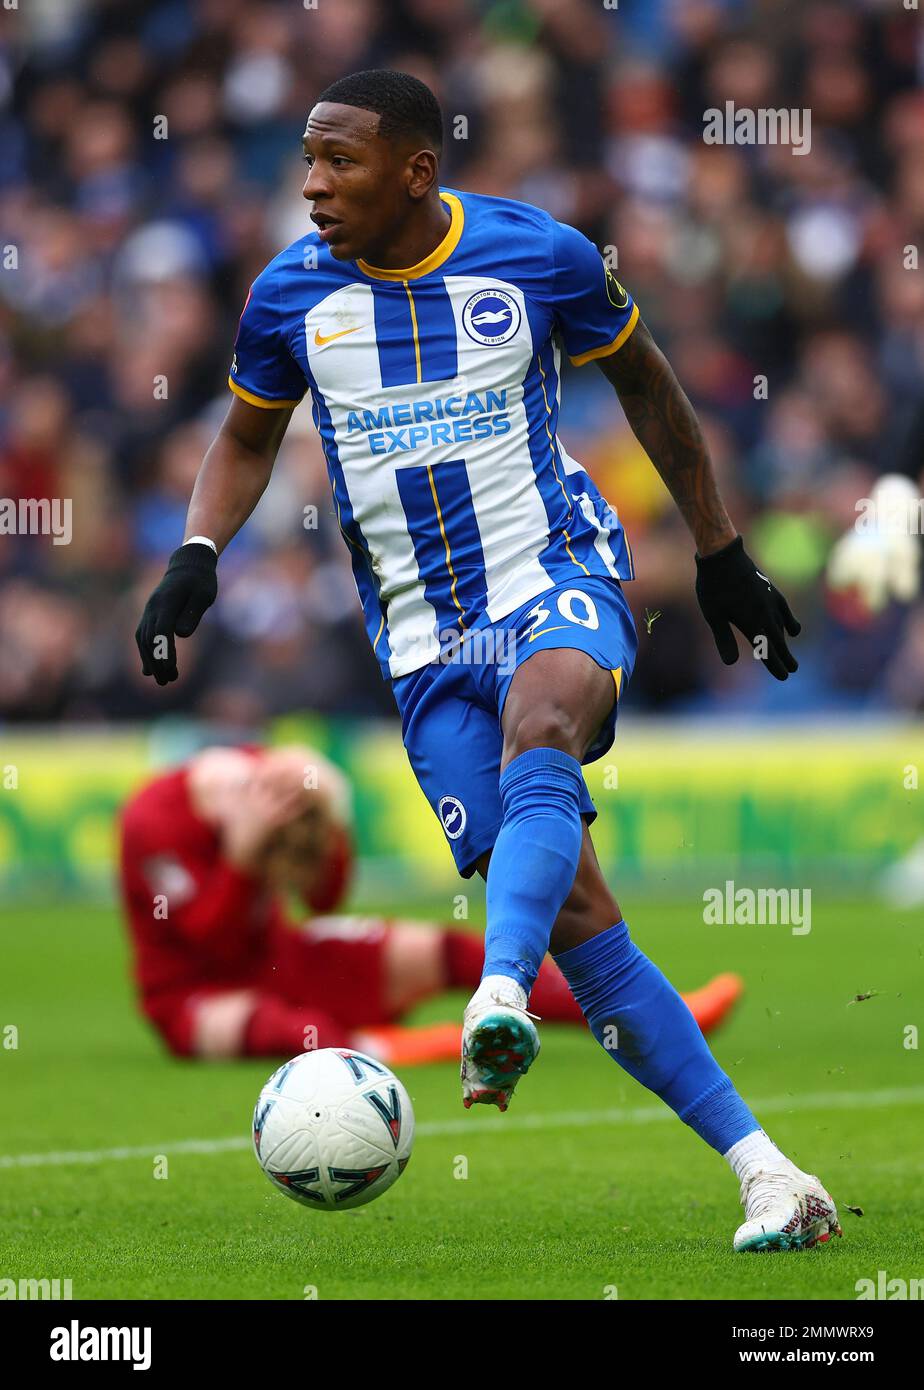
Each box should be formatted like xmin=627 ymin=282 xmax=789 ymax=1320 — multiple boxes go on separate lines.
xmin=549 ymin=219 xmax=639 ymax=366
xmin=604 ymin=264 xmax=630 ymax=310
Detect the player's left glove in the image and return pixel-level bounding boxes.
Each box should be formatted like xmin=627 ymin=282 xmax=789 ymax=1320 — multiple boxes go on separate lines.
xmin=695 ymin=534 xmax=801 ymax=681
xmin=135 ymin=542 xmax=218 ymax=686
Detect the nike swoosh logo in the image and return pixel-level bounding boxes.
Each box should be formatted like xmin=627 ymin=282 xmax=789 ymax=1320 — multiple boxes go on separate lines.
xmin=528 ymin=624 xmax=569 ymax=643
xmin=755 ymin=571 xmax=773 ymax=590
xmin=314 ymin=326 xmax=360 ymax=346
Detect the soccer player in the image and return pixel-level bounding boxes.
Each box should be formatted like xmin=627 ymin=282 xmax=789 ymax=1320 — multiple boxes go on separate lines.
xmin=135 ymin=71 xmax=840 ymax=1250
xmin=119 ymin=742 xmax=740 ymax=1063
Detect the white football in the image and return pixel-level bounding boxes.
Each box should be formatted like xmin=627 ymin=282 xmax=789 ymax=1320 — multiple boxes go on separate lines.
xmin=252 ymin=1048 xmax=414 ymax=1211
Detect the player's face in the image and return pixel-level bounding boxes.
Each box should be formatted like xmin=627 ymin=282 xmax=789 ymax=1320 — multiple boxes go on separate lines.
xmin=301 ymin=102 xmax=418 ymax=262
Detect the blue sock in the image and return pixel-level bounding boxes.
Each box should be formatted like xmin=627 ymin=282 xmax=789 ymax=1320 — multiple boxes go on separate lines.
xmin=555 ymin=922 xmax=759 ymax=1153
xmin=483 ymin=747 xmax=585 ymax=991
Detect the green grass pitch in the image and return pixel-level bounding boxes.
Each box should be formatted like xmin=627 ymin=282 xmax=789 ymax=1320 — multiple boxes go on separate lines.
xmin=1 ymin=896 xmax=921 ymax=1300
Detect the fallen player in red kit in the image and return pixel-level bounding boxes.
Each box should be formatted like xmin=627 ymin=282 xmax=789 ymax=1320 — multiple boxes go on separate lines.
xmin=119 ymin=744 xmax=742 ymax=1065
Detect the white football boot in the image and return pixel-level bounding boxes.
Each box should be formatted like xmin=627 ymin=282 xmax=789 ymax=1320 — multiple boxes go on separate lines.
xmin=461 ymin=976 xmax=540 ymax=1111
xmin=734 ymin=1160 xmax=842 ymax=1252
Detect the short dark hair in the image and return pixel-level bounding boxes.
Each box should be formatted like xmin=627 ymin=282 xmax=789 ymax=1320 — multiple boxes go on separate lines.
xmin=315 ymin=69 xmax=443 ymax=154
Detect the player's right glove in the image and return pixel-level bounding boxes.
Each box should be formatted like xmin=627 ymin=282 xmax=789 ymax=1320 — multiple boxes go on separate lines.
xmin=135 ymin=542 xmax=218 ymax=685
xmin=695 ymin=534 xmax=801 ymax=681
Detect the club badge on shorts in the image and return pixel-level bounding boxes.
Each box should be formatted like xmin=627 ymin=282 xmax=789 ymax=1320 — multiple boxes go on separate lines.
xmin=438 ymin=795 xmax=467 ymax=840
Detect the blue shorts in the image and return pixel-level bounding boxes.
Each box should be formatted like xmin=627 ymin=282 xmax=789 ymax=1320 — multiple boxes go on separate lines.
xmin=391 ymin=576 xmax=638 ymax=877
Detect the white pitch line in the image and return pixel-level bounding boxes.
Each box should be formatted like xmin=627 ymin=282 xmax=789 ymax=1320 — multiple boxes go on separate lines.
xmin=1 ymin=1085 xmax=922 ymax=1171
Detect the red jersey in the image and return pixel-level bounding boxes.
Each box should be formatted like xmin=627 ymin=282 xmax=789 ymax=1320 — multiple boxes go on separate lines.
xmin=118 ymin=758 xmax=353 ymax=1016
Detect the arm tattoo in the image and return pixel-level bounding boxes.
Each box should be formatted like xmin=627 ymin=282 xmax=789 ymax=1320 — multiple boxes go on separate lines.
xmin=596 ymin=319 xmax=736 ymax=556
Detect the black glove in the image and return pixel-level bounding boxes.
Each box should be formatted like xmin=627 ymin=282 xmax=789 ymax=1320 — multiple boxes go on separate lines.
xmin=135 ymin=542 xmax=218 ymax=685
xmin=695 ymin=535 xmax=801 ymax=682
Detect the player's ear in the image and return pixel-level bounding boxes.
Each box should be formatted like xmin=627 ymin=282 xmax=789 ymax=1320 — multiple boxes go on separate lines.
xmin=406 ymin=148 xmax=439 ymax=200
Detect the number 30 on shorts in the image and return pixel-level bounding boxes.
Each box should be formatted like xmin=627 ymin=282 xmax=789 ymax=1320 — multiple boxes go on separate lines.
xmin=522 ymin=588 xmax=600 ymax=642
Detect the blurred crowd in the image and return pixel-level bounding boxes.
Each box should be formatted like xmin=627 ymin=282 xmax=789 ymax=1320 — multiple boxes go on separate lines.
xmin=1 ymin=0 xmax=923 ymax=726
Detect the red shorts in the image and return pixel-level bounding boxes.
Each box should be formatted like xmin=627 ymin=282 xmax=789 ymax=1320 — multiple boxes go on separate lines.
xmin=144 ymin=916 xmax=392 ymax=1056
